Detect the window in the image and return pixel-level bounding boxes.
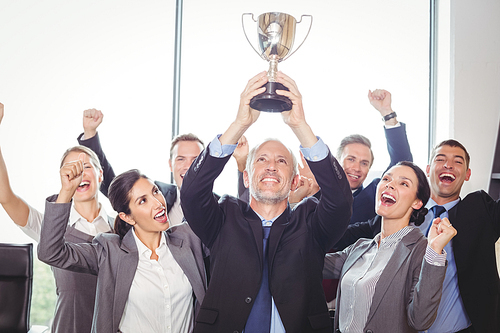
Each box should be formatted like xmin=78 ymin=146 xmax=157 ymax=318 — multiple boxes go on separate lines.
xmin=0 ymin=0 xmax=431 ymax=325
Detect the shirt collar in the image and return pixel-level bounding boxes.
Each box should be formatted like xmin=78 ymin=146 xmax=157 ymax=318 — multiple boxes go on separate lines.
xmin=373 ymin=225 xmax=415 ymax=248
xmin=425 ymin=197 xmax=460 ymax=211
xmin=68 ymin=202 xmax=108 ymax=227
xmin=254 ymin=211 xmax=282 ymax=227
xmin=131 ymin=228 xmax=167 ymax=258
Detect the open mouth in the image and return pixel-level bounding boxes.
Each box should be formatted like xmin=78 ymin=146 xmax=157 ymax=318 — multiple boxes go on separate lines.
xmin=77 ymin=181 xmax=90 ymax=191
xmin=381 ymin=192 xmax=396 ymax=206
xmin=261 ymin=177 xmax=279 ymax=183
xmin=439 ymin=173 xmax=456 ymax=183
xmin=347 ymin=173 xmax=360 ymax=180
xmin=154 ymin=209 xmax=168 ymax=223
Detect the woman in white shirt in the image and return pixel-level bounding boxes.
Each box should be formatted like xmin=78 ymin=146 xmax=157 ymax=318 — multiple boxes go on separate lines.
xmin=324 ymin=161 xmax=457 ymax=333
xmin=38 ymin=159 xmax=207 ymax=333
xmin=0 ymin=102 xmax=113 ymax=332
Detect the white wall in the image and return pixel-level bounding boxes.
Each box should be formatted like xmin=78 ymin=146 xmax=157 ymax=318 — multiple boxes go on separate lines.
xmin=445 ymin=0 xmax=500 ymax=274
xmin=448 ymin=0 xmax=500 ymax=195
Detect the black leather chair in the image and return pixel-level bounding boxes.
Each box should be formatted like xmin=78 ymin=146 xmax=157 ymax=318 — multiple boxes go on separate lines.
xmin=0 ymin=243 xmax=33 ymax=333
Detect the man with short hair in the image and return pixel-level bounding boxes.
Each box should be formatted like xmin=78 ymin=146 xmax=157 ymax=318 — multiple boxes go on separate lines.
xmin=338 ymin=139 xmax=500 ymax=333
xmin=235 ymin=89 xmax=412 ymax=226
xmin=180 ymin=72 xmax=352 ymax=333
xmin=77 ymin=109 xmax=205 ymax=226
xmin=338 ymin=89 xmax=413 ymax=225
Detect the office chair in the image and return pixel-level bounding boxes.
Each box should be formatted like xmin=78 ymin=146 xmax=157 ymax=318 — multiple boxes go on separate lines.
xmin=0 ymin=243 xmax=47 ymax=333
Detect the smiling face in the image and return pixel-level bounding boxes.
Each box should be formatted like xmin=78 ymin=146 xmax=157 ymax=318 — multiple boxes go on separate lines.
xmin=244 ymin=140 xmax=298 ymax=206
xmin=169 ymin=140 xmax=203 ymax=188
xmin=376 ymin=165 xmax=423 ymax=221
xmin=62 ymin=151 xmax=102 ymax=203
xmin=340 ymin=143 xmax=372 ymax=190
xmin=426 ymin=145 xmax=471 ymax=204
xmin=119 ymin=178 xmax=169 ymax=235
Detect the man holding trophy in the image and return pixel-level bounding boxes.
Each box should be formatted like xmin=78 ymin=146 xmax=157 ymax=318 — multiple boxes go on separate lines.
xmin=181 ymin=70 xmax=352 ymax=333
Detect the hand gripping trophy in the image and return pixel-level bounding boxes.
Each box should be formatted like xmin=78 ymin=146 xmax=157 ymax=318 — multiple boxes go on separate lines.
xmin=242 ymin=12 xmax=312 ymax=112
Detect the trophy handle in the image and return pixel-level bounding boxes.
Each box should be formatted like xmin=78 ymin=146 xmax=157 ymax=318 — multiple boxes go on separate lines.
xmin=242 ymin=13 xmax=267 ymax=61
xmin=282 ymin=14 xmax=313 ymax=62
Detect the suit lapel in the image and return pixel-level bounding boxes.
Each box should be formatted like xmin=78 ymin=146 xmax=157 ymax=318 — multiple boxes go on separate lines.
xmin=364 ymin=229 xmax=419 ymax=324
xmin=341 ymin=241 xmax=374 ymax=276
xmin=242 ymin=204 xmax=265 ymax=262
xmin=113 ymin=231 xmax=139 ymax=328
xmin=167 ymin=229 xmax=206 ymax=305
xmin=268 ymin=206 xmax=291 ymax=268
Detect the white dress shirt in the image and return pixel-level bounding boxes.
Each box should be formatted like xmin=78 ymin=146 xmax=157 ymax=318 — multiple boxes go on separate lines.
xmin=167 ymin=188 xmax=184 ymax=227
xmin=119 ymin=229 xmax=194 ymax=333
xmin=20 ymin=204 xmax=111 ymax=242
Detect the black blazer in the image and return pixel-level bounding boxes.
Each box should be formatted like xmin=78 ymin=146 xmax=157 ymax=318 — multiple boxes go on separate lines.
xmin=336 ymin=191 xmax=500 ymax=333
xmin=78 ymin=132 xmax=179 ymax=212
xmin=180 ymin=146 xmax=353 ymax=333
xmin=448 ymin=190 xmax=500 ymax=333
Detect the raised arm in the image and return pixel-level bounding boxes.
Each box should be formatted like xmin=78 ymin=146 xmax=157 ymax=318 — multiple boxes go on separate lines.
xmin=38 ymin=155 xmax=100 ymax=274
xmin=406 ymin=218 xmax=456 ymax=330
xmin=276 ymin=72 xmax=352 ymax=249
xmin=77 ymin=108 xmax=116 ymax=197
xmin=0 ymin=103 xmax=30 ymax=227
xmin=233 ymin=135 xmax=250 ymax=202
xmin=219 ymin=72 xmax=266 ymax=145
xmin=181 ymin=72 xmax=267 ymax=247
xmin=368 ymin=89 xmax=413 ymax=171
xmin=277 ymin=72 xmax=317 ymax=148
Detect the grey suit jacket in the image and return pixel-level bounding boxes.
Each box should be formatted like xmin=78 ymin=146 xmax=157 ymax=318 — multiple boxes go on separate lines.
xmin=38 ymin=196 xmax=207 ymax=333
xmin=324 ymin=227 xmax=446 ymax=333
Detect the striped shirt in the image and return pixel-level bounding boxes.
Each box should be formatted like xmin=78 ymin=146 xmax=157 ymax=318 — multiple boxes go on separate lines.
xmin=339 ymin=226 xmax=446 ymax=333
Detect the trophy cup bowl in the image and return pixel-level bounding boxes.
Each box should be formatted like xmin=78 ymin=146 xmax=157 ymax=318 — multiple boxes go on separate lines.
xmin=242 ymin=12 xmax=312 ymax=112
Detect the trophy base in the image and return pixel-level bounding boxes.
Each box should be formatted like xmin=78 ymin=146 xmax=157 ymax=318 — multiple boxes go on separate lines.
xmin=250 ymin=82 xmax=292 ymax=113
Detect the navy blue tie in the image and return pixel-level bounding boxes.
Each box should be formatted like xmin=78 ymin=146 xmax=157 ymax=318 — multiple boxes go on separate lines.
xmin=426 ymin=205 xmax=446 ymax=236
xmin=245 ymin=226 xmax=272 ymax=332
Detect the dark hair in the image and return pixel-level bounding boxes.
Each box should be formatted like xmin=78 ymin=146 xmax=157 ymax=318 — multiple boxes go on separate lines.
xmin=395 ymin=161 xmax=430 ymax=226
xmin=169 ymin=133 xmax=204 ymax=159
xmin=108 ymin=169 xmax=148 ymax=238
xmin=429 ymin=139 xmax=470 ymax=169
xmin=336 ymin=134 xmax=374 ymax=167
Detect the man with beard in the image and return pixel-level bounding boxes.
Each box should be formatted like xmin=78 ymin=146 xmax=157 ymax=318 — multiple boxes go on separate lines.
xmin=180 ymin=71 xmax=352 ymax=333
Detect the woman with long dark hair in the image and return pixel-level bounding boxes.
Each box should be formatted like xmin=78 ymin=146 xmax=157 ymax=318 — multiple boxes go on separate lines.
xmin=38 ymin=161 xmax=207 ymax=333
xmin=324 ymin=161 xmax=457 ymax=333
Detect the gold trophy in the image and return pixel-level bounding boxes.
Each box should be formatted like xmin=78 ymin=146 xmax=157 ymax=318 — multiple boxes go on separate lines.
xmin=242 ymin=12 xmax=312 ymax=112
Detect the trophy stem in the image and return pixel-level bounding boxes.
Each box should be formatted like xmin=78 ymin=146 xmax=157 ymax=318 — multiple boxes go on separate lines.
xmin=268 ymin=55 xmax=279 ymax=82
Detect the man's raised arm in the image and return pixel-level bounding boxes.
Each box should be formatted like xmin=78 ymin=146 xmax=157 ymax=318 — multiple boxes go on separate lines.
xmin=77 ymin=108 xmax=115 ymax=197
xmin=368 ymin=89 xmax=413 ymax=171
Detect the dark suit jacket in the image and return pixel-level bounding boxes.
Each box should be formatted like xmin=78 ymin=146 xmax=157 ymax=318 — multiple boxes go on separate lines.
xmin=180 ymin=145 xmax=352 ymax=333
xmin=77 ymin=132 xmax=178 ymax=212
xmin=38 ymin=196 xmax=208 ymax=333
xmin=338 ymin=191 xmax=500 ymax=333
xmin=324 ymin=228 xmax=446 ymax=333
